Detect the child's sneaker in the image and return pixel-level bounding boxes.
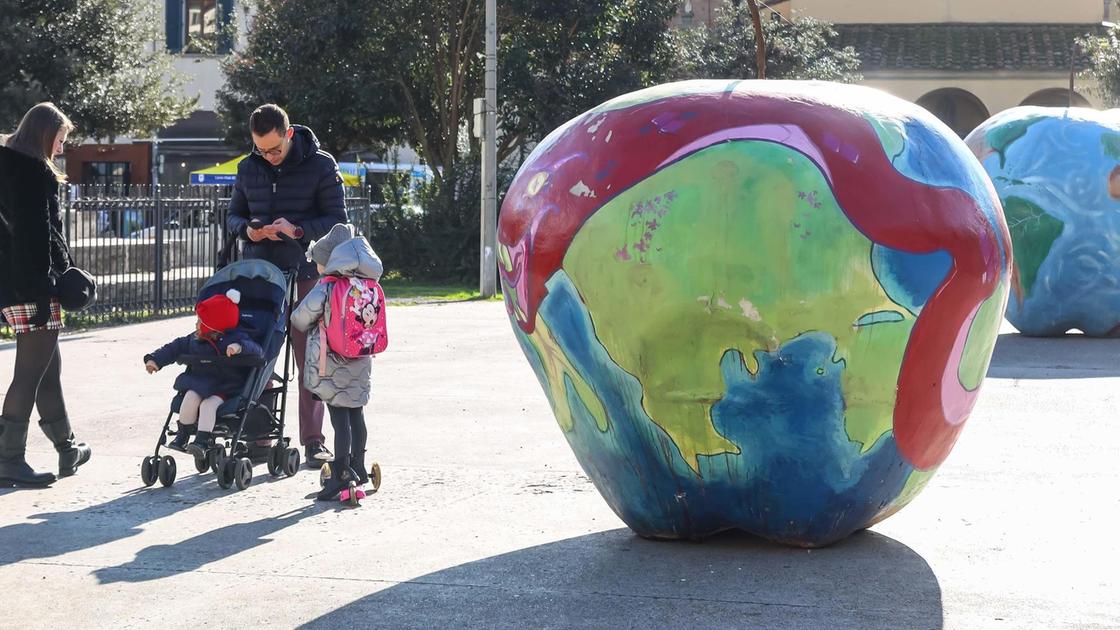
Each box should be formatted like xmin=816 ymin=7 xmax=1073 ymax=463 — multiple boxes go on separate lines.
xmin=305 ymin=442 xmax=332 ymax=469
xmin=340 ymin=486 xmax=366 ymax=503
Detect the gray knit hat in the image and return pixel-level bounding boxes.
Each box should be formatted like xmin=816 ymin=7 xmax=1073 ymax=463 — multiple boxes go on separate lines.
xmin=307 ymin=223 xmax=357 ymax=266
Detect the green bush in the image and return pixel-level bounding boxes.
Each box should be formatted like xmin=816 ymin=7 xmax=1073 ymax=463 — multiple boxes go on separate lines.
xmin=358 ymin=161 xmax=515 ymax=282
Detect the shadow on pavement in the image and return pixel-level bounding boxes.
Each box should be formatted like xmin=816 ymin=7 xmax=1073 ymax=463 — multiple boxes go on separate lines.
xmin=300 ymin=528 xmax=942 ymax=630
xmin=93 ymin=504 xmax=319 ymax=584
xmin=0 ymin=334 xmax=94 ymax=351
xmin=987 ymin=333 xmax=1120 ymax=379
xmin=0 ymin=473 xmax=229 ymax=567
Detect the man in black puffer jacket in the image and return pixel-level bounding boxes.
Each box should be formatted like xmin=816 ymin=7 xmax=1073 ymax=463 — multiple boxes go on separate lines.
xmin=227 ymin=104 xmax=347 ymax=467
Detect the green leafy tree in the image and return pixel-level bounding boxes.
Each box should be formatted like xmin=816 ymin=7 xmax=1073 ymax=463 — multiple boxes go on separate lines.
xmin=217 ymin=0 xmax=404 ymax=160
xmin=0 ymin=0 xmax=195 ymax=140
xmin=1080 ymin=25 xmax=1120 ymax=107
xmin=219 ymin=0 xmax=860 ymax=281
xmin=670 ymin=4 xmax=862 ymax=83
xmin=497 ymin=0 xmax=679 ymax=161
xmin=219 ymin=0 xmax=680 ymax=178
xmin=378 ymin=0 xmax=486 ymax=185
xmin=220 ymin=0 xmax=682 ymax=280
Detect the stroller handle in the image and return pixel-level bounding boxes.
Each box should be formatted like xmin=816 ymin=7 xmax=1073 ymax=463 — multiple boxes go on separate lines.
xmin=219 ymin=226 xmax=306 ymax=275
xmin=176 ymin=354 xmax=267 ymax=368
xmin=275 ymin=231 xmax=306 ymax=275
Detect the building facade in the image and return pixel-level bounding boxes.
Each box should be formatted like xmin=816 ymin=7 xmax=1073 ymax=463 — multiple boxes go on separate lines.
xmin=157 ymin=0 xmax=251 ymax=186
xmin=64 ymin=0 xmax=248 ymax=187
xmin=675 ymin=0 xmax=1112 ymax=136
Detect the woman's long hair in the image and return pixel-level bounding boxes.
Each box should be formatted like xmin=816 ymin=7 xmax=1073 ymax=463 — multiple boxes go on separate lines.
xmin=3 ymin=102 xmax=74 ymax=183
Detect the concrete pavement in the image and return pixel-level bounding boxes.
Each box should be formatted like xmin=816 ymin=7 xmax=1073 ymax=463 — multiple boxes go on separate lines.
xmin=0 ymin=302 xmax=1117 ymax=629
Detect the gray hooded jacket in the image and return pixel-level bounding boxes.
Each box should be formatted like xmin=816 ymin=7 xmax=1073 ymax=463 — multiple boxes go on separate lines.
xmin=291 ymin=235 xmax=384 ymax=408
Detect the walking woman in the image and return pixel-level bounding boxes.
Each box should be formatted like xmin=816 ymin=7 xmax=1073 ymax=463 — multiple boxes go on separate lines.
xmin=0 ymin=102 xmax=91 ymax=486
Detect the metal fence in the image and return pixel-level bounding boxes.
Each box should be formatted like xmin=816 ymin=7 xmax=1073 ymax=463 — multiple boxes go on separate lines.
xmin=45 ymin=184 xmax=374 ymax=328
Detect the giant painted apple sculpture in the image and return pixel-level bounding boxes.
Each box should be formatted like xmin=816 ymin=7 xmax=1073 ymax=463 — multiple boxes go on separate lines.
xmin=966 ymin=107 xmax=1120 ymax=336
xmin=499 ymin=80 xmax=1011 ymax=547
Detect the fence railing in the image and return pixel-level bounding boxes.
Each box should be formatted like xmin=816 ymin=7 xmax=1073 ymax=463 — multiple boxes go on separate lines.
xmin=37 ymin=183 xmax=374 ymax=328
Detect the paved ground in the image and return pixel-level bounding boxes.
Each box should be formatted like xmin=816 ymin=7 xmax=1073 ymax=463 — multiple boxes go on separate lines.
xmin=0 ymin=302 xmax=1117 ymax=629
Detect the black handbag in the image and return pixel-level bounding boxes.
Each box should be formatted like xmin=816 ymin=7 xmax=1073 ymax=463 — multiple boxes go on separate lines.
xmin=55 ymin=266 xmax=96 ymax=311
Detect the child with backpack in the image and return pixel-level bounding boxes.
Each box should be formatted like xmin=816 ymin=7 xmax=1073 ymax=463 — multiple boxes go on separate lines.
xmin=291 ymin=223 xmax=386 ymax=503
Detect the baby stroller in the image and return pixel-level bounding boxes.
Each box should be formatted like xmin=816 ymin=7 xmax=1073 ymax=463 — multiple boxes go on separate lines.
xmin=139 ymin=258 xmax=302 ymax=491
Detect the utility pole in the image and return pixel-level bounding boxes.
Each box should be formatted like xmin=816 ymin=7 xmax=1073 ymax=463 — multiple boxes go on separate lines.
xmin=480 ymin=0 xmax=498 ymax=298
xmin=1069 ymin=42 xmax=1075 ymax=107
xmin=150 ymin=137 xmax=160 ymax=187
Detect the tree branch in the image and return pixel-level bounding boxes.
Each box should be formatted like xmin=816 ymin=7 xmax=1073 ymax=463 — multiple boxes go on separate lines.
xmin=397 ymin=71 xmax=444 ymax=186
xmin=497 ymin=131 xmax=522 ymax=163
xmin=447 ymin=0 xmax=482 ymax=170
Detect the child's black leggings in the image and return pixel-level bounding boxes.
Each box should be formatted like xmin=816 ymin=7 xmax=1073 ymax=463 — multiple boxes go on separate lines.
xmin=327 ymin=405 xmax=366 ymax=479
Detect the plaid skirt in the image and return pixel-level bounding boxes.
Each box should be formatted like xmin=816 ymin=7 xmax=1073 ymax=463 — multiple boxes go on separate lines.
xmin=0 ymin=299 xmax=64 ymax=334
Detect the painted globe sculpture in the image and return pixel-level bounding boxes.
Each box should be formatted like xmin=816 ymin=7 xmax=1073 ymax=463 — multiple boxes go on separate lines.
xmin=966 ymin=106 xmax=1120 ymax=336
xmin=499 ymin=80 xmax=1011 ymax=547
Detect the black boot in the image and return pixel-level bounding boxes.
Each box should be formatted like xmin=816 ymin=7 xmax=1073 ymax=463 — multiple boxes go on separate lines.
xmin=0 ymin=416 xmax=56 ymax=486
xmin=37 ymin=417 xmax=90 ymax=478
xmin=168 ymin=422 xmax=193 ymax=452
xmin=351 ymin=448 xmax=369 ymax=485
xmin=186 ymin=430 xmax=214 ymax=459
xmin=316 ymin=455 xmax=351 ymax=501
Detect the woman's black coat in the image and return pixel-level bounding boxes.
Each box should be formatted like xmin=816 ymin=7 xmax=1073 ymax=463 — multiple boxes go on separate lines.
xmin=0 ymin=145 xmax=70 ymax=309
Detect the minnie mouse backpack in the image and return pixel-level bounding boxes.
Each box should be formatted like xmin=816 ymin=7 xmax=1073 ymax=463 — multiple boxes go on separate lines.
xmin=319 ymin=275 xmax=388 ymax=359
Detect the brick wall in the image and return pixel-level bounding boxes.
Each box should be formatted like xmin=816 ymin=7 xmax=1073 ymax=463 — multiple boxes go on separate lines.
xmin=64 ymin=143 xmax=152 ymax=185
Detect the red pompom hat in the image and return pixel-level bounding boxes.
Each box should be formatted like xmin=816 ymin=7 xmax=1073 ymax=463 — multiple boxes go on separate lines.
xmin=196 ymin=289 xmax=241 ymax=333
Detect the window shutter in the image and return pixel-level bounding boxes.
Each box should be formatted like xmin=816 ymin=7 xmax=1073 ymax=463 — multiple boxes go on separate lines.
xmin=165 ymin=0 xmax=183 ymax=53
xmin=218 ymin=0 xmax=236 ymax=54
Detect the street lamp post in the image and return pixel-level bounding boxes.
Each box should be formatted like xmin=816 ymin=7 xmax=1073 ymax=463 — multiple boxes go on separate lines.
xmin=480 ymin=0 xmax=498 ymax=298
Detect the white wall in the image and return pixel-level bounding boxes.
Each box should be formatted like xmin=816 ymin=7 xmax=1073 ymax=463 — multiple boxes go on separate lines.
xmin=860 ymin=73 xmax=1101 ymax=114
xmin=166 ymin=0 xmax=253 ymax=112
xmin=794 ymin=0 xmax=1108 ymax=23
xmin=172 ymin=56 xmax=224 ymax=111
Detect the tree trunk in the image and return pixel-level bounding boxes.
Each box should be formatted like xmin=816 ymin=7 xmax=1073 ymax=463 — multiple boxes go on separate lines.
xmin=745 ymin=0 xmax=766 ymax=79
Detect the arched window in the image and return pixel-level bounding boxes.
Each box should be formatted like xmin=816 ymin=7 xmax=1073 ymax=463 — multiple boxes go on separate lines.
xmin=1020 ymin=88 xmax=1090 ymax=108
xmin=916 ymin=88 xmax=991 ymax=138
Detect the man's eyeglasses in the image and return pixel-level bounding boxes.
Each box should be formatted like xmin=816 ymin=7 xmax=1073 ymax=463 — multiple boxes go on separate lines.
xmin=253 ymin=135 xmax=288 ymax=158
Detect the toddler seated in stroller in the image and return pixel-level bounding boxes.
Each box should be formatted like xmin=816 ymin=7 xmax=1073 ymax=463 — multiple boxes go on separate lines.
xmin=143 ymin=289 xmax=263 ymax=458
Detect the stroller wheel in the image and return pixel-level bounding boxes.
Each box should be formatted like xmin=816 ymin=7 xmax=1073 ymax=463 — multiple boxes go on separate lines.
xmin=193 ymin=451 xmax=210 ymax=475
xmin=209 ymin=447 xmax=225 ymax=476
xmin=282 ymin=447 xmax=301 ymax=477
xmin=234 ymin=458 xmax=253 ymax=491
xmin=140 ymin=456 xmax=159 ymax=487
xmin=347 ymin=481 xmax=359 ymax=506
xmin=217 ymin=458 xmax=236 ymax=490
xmin=158 ymin=456 xmax=177 ymax=487
xmin=369 ymin=462 xmax=382 ymax=493
xmin=319 ymin=463 xmax=331 ymax=488
xmin=266 ymin=446 xmax=283 ymax=477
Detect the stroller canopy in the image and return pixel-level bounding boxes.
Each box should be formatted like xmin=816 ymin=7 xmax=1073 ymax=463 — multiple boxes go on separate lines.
xmin=198 ymin=259 xmax=290 ymax=345
xmin=203 ymin=259 xmax=287 ymax=294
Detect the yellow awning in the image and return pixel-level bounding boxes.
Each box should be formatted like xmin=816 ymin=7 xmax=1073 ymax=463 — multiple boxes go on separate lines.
xmin=191 ymin=154 xmax=360 ymax=186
